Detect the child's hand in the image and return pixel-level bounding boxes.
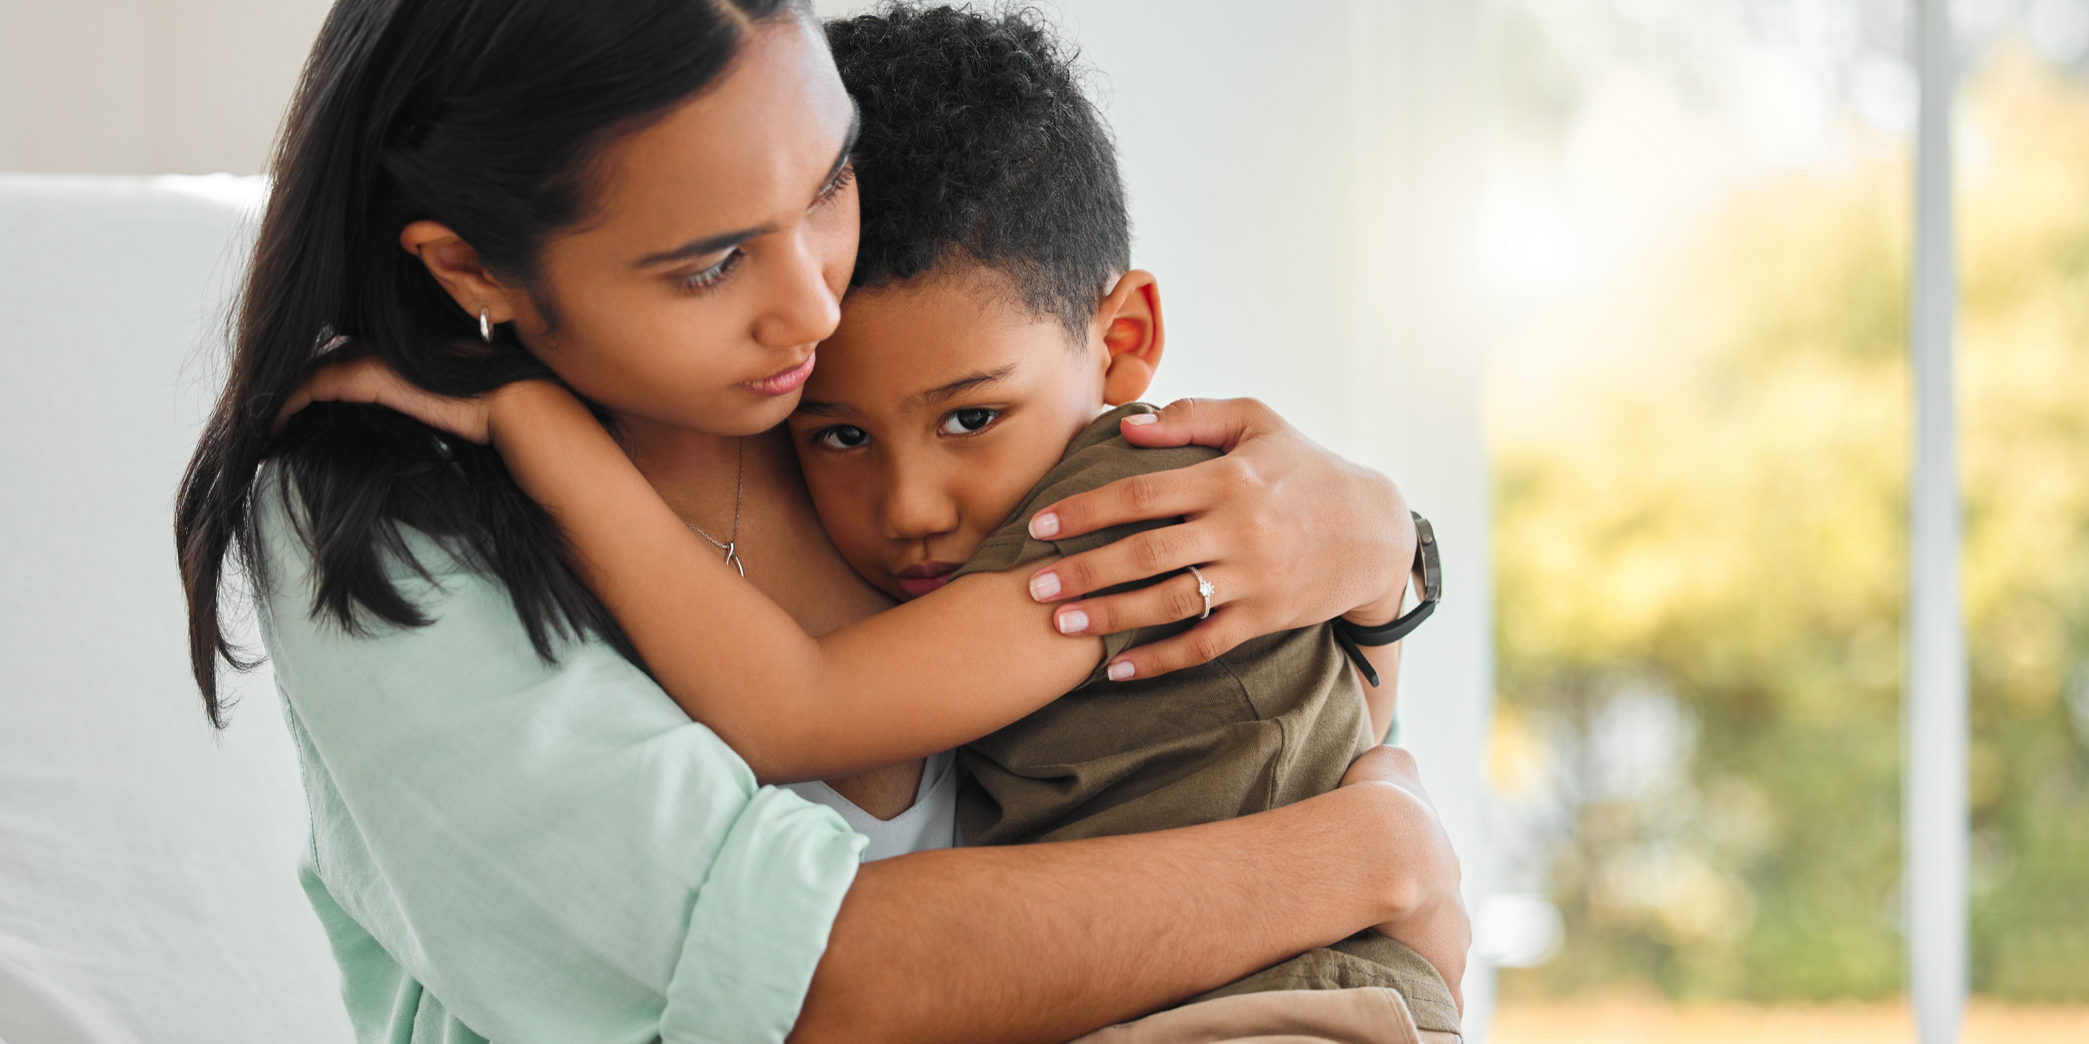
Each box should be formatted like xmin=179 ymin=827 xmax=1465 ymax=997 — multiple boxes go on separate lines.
xmin=275 ymin=351 xmax=526 ymax=446
xmin=1342 ymin=745 xmax=1469 ymax=1013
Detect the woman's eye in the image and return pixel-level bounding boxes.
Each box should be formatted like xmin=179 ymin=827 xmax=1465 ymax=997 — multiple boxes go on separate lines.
xmin=938 ymin=407 xmax=1001 ymax=436
xmin=813 ymin=425 xmax=870 ymax=450
xmin=813 ymin=162 xmax=856 ymax=210
xmin=679 ymin=249 xmax=744 ymax=294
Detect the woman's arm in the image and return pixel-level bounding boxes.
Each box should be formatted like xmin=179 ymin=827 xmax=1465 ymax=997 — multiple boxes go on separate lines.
xmin=1354 ymin=639 xmax=1404 ymax=744
xmin=255 ymin=462 xmax=1468 ymax=1043
xmin=797 ymin=746 xmax=1466 ymax=1042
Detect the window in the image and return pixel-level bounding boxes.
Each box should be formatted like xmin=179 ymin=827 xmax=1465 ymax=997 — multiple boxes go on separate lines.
xmin=1484 ymin=1 xmax=2089 ymax=1039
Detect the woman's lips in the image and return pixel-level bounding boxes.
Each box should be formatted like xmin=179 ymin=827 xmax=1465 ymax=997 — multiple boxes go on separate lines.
xmin=894 ymin=561 xmax=960 ymax=598
xmin=743 ymin=352 xmax=817 ymax=397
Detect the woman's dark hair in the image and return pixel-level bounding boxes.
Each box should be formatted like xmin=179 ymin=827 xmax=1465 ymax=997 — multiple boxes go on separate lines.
xmin=176 ymin=0 xmax=803 ymax=728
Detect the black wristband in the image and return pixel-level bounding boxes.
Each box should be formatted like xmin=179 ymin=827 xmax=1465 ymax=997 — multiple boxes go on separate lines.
xmin=1333 ymin=512 xmax=1440 ymax=687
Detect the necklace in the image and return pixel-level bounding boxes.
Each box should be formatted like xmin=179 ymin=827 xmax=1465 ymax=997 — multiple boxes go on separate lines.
xmin=685 ymin=437 xmax=746 ymax=578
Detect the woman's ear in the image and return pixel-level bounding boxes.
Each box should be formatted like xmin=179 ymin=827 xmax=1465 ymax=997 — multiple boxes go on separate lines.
xmin=399 ymin=220 xmax=531 ymax=329
xmin=1096 ymin=269 xmax=1165 ymax=406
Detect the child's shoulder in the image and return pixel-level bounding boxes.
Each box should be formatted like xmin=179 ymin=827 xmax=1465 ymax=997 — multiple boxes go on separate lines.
xmin=1049 ymin=402 xmax=1221 ymax=491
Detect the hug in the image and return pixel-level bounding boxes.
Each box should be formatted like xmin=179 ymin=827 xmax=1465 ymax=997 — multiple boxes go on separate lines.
xmin=174 ymin=1 xmax=1470 ymax=1039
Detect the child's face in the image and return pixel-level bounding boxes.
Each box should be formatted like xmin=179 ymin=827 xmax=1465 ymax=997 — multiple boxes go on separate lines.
xmin=787 ymin=267 xmax=1111 ymax=601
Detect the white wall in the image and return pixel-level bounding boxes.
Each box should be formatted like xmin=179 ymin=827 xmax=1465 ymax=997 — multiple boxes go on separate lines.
xmin=0 ymin=0 xmax=334 ymax=173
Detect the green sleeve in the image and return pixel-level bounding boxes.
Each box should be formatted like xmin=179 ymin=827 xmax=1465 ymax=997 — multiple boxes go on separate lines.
xmin=254 ymin=482 xmax=864 ymax=1043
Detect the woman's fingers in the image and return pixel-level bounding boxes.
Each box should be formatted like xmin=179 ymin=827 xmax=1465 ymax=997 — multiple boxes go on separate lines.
xmin=1030 ymin=403 xmax=1276 ymax=545
xmin=1051 ymin=565 xmax=1221 ymax=639
xmin=1111 ymin=396 xmax=1268 ymax=453
xmin=1027 ymin=463 xmax=1221 ymax=551
xmin=1029 ymin=514 xmax=1220 ymax=604
xmin=1101 ymin=613 xmax=1255 ymax=681
xmin=1048 ymin=563 xmax=1273 ymax=681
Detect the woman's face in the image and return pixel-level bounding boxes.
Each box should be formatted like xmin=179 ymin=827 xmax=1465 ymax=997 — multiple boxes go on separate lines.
xmin=509 ymin=15 xmax=861 ymax=439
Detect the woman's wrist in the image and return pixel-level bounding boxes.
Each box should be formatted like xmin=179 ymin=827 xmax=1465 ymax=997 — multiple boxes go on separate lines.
xmin=1341 ymin=577 xmax=1411 ymax=630
xmin=1338 ymin=474 xmax=1418 ymax=629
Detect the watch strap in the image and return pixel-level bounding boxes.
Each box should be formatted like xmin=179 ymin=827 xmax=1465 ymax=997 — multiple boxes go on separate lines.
xmin=1333 ymin=512 xmax=1440 ymax=687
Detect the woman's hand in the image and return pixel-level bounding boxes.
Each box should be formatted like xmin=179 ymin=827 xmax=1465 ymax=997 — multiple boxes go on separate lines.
xmin=1342 ymin=745 xmax=1469 ymax=1011
xmin=275 ymin=351 xmax=508 ymax=444
xmin=1026 ymin=397 xmax=1419 ymax=680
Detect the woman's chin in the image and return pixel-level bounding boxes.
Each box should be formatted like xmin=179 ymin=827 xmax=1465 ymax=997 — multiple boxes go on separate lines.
xmin=612 ymin=392 xmax=804 ymax=441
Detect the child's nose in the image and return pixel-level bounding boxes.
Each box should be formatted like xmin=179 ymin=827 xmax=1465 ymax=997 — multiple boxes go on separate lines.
xmin=880 ymin=465 xmax=961 ymax=541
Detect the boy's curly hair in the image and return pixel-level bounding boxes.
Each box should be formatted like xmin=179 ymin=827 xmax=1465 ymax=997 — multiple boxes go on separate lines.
xmin=826 ymin=3 xmax=1130 ymax=340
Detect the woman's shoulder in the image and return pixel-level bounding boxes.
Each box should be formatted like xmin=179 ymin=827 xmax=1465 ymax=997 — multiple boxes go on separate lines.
xmin=252 ymin=454 xmax=726 ymax=773
xmin=252 ymin=456 xmax=476 ymax=595
xmin=254 ymin=404 xmax=634 ymax=671
xmin=251 ymin=461 xmax=539 ymax=680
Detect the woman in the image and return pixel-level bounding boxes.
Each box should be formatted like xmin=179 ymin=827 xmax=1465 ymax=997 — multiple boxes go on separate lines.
xmin=176 ymin=1 xmax=1468 ymax=1040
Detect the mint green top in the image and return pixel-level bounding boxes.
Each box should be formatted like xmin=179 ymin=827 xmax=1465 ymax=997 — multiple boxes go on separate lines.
xmin=253 ymin=484 xmax=866 ymax=1043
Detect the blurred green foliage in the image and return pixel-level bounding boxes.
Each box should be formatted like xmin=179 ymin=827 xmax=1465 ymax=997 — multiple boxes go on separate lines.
xmin=1490 ymin=48 xmax=2089 ymax=1002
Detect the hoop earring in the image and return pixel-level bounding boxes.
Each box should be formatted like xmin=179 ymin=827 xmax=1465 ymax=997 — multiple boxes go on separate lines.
xmin=479 ymin=308 xmax=494 ymax=343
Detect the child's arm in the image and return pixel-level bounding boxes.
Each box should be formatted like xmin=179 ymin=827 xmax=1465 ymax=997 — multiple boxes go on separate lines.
xmin=277 ymin=357 xmax=1097 ymax=783
xmin=489 ymin=382 xmax=1099 ymax=783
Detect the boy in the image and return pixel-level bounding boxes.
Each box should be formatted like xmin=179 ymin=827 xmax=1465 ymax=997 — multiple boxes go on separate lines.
xmin=803 ymin=5 xmax=1460 ymax=1035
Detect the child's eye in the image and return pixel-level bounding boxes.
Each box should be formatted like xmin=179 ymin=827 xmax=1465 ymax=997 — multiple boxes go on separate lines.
xmin=812 ymin=424 xmax=871 ymax=450
xmin=938 ymin=407 xmax=1001 ymax=436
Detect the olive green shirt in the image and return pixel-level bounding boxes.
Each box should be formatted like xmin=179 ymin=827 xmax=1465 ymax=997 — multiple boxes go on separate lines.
xmin=950 ymin=404 xmax=1460 ymax=1035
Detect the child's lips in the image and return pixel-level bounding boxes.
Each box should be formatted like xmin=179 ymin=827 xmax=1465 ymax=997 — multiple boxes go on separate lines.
xmin=893 ymin=561 xmax=960 ymax=598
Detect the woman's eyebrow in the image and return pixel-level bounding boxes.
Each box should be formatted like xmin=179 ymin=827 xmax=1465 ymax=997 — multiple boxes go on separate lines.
xmin=635 ymin=227 xmax=767 ymax=268
xmin=633 ymin=106 xmax=862 ymax=270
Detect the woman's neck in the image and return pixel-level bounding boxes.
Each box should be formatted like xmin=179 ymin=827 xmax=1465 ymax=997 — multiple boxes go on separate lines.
xmin=611 ymin=411 xmax=920 ymax=813
xmin=613 ymin=415 xmax=749 ymax=532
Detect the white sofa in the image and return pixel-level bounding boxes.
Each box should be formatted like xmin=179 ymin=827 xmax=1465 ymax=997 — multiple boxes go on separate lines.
xmin=0 ymin=174 xmax=354 ymax=1044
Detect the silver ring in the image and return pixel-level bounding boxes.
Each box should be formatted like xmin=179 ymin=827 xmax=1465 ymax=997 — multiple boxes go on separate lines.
xmin=1187 ymin=564 xmax=1215 ymax=620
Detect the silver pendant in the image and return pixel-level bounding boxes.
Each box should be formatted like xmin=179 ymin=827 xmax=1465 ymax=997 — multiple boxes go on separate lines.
xmin=721 ymin=542 xmax=745 ymax=578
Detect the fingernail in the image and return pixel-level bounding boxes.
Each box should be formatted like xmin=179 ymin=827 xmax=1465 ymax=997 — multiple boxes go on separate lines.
xmin=1123 ymin=412 xmax=1159 ymax=426
xmin=1029 ymin=511 xmax=1061 ymax=539
xmin=1029 ymin=570 xmax=1061 ymax=601
xmin=1107 ymin=660 xmax=1136 ymax=682
xmin=1056 ymin=609 xmax=1089 ymax=635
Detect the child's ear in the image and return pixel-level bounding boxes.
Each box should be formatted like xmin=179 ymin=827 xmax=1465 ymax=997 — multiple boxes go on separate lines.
xmin=400 ymin=220 xmax=536 ymax=333
xmin=1095 ymin=269 xmax=1165 ymax=406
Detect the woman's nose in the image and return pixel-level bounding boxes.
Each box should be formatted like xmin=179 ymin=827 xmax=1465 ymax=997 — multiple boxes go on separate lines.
xmin=752 ymin=225 xmax=842 ymax=350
